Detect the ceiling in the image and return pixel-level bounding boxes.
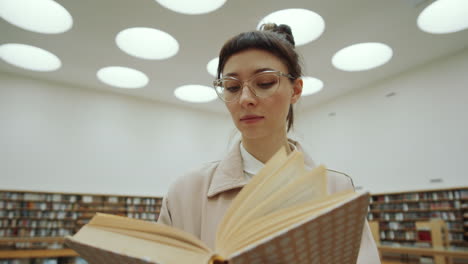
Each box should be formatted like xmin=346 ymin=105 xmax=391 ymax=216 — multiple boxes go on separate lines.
xmin=1 ymin=0 xmax=468 ymax=114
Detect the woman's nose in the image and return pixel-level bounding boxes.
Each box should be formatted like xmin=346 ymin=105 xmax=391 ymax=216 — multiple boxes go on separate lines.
xmin=238 ymin=83 xmax=257 ymax=106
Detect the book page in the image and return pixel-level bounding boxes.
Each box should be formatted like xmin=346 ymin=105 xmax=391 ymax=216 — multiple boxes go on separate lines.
xmin=91 ymin=226 xmax=209 ymax=254
xmin=218 ymin=165 xmax=328 ymax=248
xmin=219 ymin=190 xmax=357 ymax=256
xmin=216 ymin=149 xmax=304 ymax=244
xmin=89 ymin=213 xmax=211 ymax=253
xmin=66 ymin=226 xmax=212 ymax=264
xmin=216 ymin=148 xmax=289 ymax=243
xmin=226 ymin=192 xmax=370 ymax=264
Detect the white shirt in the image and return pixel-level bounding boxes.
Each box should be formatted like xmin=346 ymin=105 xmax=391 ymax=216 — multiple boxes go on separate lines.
xmin=240 ymin=142 xmax=297 ymax=179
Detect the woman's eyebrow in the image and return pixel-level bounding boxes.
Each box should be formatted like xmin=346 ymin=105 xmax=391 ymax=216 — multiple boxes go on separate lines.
xmin=224 ymin=67 xmax=276 ymax=77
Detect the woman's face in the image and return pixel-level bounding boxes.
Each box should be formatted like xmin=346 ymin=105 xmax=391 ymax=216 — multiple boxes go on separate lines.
xmin=222 ymin=49 xmax=302 ymax=140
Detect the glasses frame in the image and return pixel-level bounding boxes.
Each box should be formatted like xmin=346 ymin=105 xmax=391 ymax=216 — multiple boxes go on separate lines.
xmin=213 ymin=70 xmax=296 ymax=102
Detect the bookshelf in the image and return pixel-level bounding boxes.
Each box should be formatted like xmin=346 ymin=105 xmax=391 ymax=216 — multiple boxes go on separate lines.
xmin=371 ymin=219 xmax=468 ymax=264
xmin=367 ymin=187 xmax=468 ymax=250
xmin=0 ymin=189 xmax=162 ymax=263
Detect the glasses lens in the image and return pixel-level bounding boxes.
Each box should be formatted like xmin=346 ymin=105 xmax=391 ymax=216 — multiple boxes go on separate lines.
xmin=214 ymin=79 xmax=241 ymax=101
xmin=252 ymin=73 xmax=279 ymax=97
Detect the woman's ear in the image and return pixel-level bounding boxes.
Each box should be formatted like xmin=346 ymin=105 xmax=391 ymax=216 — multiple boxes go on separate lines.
xmin=290 ymin=78 xmax=303 ymax=104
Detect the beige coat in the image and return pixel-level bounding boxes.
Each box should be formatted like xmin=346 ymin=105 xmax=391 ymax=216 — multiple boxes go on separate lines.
xmin=158 ymin=141 xmax=380 ymax=263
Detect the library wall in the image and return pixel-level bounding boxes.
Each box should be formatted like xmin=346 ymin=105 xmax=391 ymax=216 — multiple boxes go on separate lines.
xmin=0 ymin=73 xmax=234 ymax=196
xmin=296 ymin=48 xmax=468 ymax=193
xmin=2 ymin=48 xmax=467 ymax=197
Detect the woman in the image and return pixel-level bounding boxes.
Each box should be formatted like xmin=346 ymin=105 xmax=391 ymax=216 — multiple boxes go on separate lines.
xmin=158 ymin=24 xmax=380 ymax=263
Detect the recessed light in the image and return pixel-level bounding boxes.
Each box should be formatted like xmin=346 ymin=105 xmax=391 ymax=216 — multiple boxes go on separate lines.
xmin=97 ymin=66 xmax=148 ymax=89
xmin=417 ymin=0 xmax=468 ymax=34
xmin=0 ymin=43 xmax=61 ymax=72
xmin=207 ymin=57 xmax=219 ymax=77
xmin=155 ymin=0 xmax=226 ymax=15
xmin=301 ymin=77 xmax=323 ymax=96
xmin=174 ymin=85 xmax=217 ymax=103
xmin=116 ymin=27 xmax=179 ymax=60
xmin=332 ymin=42 xmax=393 ymax=71
xmin=258 ymin=8 xmax=325 ymax=46
xmin=0 ymin=0 xmax=73 ymax=34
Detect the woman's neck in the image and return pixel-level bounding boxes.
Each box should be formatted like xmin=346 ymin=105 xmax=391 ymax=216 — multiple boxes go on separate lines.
xmin=241 ymin=133 xmax=291 ymax=164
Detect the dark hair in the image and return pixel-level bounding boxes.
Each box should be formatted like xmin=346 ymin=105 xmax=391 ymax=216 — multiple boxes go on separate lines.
xmin=217 ymin=23 xmax=302 ymax=132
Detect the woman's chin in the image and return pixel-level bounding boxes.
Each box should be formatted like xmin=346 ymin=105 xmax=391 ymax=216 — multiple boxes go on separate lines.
xmin=240 ymin=129 xmax=269 ymax=140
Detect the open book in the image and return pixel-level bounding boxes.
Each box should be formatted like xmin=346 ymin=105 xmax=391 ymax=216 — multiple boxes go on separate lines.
xmin=65 ymin=148 xmax=370 ymax=264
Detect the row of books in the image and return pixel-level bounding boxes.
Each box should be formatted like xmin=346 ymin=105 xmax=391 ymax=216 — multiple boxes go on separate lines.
xmin=380 ymin=230 xmax=445 ymax=242
xmin=0 ymin=211 xmax=80 ymax=219
xmin=0 ymin=193 xmax=72 ymax=202
xmin=0 ymin=192 xmax=162 ymax=206
xmin=80 ymin=196 xmax=161 ymax=205
xmin=372 ymin=190 xmax=468 ymax=203
xmin=124 ymin=197 xmax=161 ymax=205
xmin=0 ymin=227 xmax=73 ymax=237
xmin=0 ymin=258 xmax=88 ymax=264
xmin=0 ymin=219 xmax=75 ymax=229
xmin=380 ymin=221 xmax=415 ymax=230
xmin=378 ymin=221 xmax=463 ymax=231
xmin=126 ymin=212 xmax=158 ymax=221
xmin=73 ymin=205 xmax=126 ymax=212
xmin=380 ymin=230 xmax=416 ymax=240
xmin=71 ymin=212 xmax=159 ymax=223
xmin=0 ymin=212 xmax=159 ymax=221
xmin=78 ymin=205 xmax=159 ymax=212
xmin=372 ymin=211 xmax=460 ymax=221
xmin=1 ymin=218 xmax=159 ymax=236
xmin=125 ymin=205 xmax=160 ymax=212
xmin=0 ymin=202 xmax=161 ymax=214
xmin=449 ymin=233 xmax=464 ymax=241
xmin=0 ymin=201 xmax=80 ymax=211
xmin=447 ymin=221 xmax=464 ymax=230
xmin=370 ymin=201 xmax=462 ymax=211
xmin=3 ymin=242 xmax=63 ymax=250
xmin=380 ymin=240 xmax=432 ymax=248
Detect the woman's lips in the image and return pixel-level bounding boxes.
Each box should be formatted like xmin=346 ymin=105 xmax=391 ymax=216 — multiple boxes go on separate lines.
xmin=240 ymin=115 xmax=264 ymax=124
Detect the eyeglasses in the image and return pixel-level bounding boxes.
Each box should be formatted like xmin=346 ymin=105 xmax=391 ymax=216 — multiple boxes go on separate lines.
xmin=213 ymin=70 xmax=295 ymax=102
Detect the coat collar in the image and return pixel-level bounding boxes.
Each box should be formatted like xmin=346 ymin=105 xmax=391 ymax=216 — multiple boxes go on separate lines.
xmin=206 ymin=139 xmax=316 ymax=198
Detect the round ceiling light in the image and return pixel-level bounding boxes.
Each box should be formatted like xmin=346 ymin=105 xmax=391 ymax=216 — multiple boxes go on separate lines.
xmin=417 ymin=0 xmax=468 ymax=34
xmin=207 ymin=57 xmax=219 ymax=77
xmin=332 ymin=42 xmax=393 ymax=72
xmin=258 ymin=8 xmax=325 ymax=46
xmin=174 ymin=85 xmax=217 ymax=103
xmin=0 ymin=43 xmax=61 ymax=71
xmin=155 ymin=0 xmax=226 ymax=15
xmin=116 ymin=27 xmax=179 ymax=60
xmin=301 ymin=77 xmax=324 ymax=96
xmin=0 ymin=0 xmax=73 ymax=34
xmin=97 ymin=66 xmax=149 ymax=89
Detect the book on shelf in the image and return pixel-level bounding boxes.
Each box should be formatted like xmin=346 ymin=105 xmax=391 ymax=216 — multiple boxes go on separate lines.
xmin=65 ymin=148 xmax=370 ymax=264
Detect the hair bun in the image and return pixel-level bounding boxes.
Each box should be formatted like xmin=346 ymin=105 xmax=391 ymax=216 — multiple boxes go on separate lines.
xmin=260 ymin=23 xmax=295 ymax=47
